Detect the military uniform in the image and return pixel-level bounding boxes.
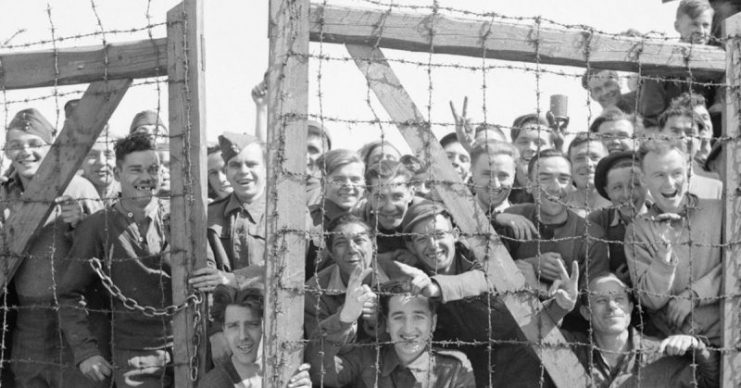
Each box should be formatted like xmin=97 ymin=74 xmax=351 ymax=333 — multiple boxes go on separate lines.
xmin=206 ymin=192 xmax=266 ymax=271
xmin=306 ymin=318 xmax=475 ymax=387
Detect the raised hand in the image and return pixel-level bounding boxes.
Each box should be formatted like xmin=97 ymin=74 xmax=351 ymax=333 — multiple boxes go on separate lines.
xmin=449 ymin=97 xmax=475 ymax=152
xmin=548 ymin=260 xmax=579 ymax=311
xmin=287 ymin=363 xmax=312 ymax=388
xmin=530 ymin=252 xmax=566 ymax=282
xmin=659 ymin=335 xmax=703 ymax=356
xmin=339 ymin=267 xmax=375 ymax=324
xmin=395 ymin=261 xmax=441 ymax=298
xmin=79 ymin=354 xmax=112 ymax=382
xmin=56 ymin=195 xmax=85 ymax=227
xmin=652 ymin=213 xmax=681 ymax=264
xmin=493 ymin=213 xmax=539 ymax=241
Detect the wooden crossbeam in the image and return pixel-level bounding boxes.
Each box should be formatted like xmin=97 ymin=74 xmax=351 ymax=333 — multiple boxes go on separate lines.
xmin=721 ymin=13 xmax=741 ymax=388
xmin=167 ymin=1 xmax=208 ymax=386
xmin=346 ymin=43 xmax=588 ymax=388
xmin=311 ymin=4 xmax=725 ymax=79
xmin=264 ymin=0 xmax=310 ymax=386
xmin=0 ymin=79 xmax=131 ymax=291
xmin=0 ymin=38 xmax=167 ymax=90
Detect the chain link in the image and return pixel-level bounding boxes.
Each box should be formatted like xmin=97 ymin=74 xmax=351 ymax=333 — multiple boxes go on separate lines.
xmin=88 ymin=257 xmax=203 ymax=317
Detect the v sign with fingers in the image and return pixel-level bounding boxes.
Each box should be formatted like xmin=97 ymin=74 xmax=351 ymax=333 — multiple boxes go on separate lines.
xmin=339 ymin=267 xmax=377 ymax=324
xmin=449 ymin=97 xmax=475 ymax=152
xmin=548 ymin=260 xmax=580 ymax=312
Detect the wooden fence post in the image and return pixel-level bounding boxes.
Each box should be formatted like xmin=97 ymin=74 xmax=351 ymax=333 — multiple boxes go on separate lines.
xmin=167 ymin=0 xmax=208 ymax=386
xmin=721 ymin=12 xmax=741 ymax=388
xmin=264 ymin=0 xmax=310 ymax=386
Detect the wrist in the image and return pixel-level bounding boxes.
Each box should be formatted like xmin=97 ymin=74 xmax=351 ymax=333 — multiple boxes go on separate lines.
xmin=339 ymin=307 xmax=357 ymax=324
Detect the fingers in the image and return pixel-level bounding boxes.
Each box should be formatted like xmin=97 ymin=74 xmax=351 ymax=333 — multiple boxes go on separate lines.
xmin=462 ymin=96 xmax=468 ymax=118
xmin=449 ymin=100 xmax=458 ymax=120
xmin=548 ymin=279 xmax=561 ymax=296
xmin=554 ymin=259 xmax=569 ymax=282
xmin=570 ymin=260 xmax=579 ymax=286
xmin=288 ymin=364 xmax=312 ymax=388
xmin=54 ymin=195 xmax=74 ymax=205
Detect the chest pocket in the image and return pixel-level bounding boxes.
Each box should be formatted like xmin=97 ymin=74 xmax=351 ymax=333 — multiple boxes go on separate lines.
xmin=224 ymin=212 xmax=266 ymax=269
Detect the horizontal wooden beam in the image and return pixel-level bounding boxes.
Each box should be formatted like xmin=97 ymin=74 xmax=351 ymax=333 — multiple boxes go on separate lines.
xmin=0 ymin=38 xmax=167 ymax=90
xmin=347 ymin=43 xmax=588 ymax=388
xmin=311 ymin=4 xmax=725 ymax=79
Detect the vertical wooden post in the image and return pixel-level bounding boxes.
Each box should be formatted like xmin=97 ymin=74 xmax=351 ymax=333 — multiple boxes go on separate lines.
xmin=167 ymin=0 xmax=208 ymax=386
xmin=721 ymin=13 xmax=741 ymax=388
xmin=265 ymin=0 xmax=309 ymax=386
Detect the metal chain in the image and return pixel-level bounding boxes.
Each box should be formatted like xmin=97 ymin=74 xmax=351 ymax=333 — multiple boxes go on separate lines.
xmin=189 ymin=294 xmax=203 ymax=382
xmin=88 ymin=257 xmax=203 ymax=317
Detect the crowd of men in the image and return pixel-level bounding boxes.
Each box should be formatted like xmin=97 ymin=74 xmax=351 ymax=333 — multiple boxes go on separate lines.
xmin=0 ymin=0 xmax=738 ymax=387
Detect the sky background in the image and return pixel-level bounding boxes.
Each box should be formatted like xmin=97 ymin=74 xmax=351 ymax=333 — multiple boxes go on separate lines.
xmin=0 ymin=0 xmax=684 ymax=154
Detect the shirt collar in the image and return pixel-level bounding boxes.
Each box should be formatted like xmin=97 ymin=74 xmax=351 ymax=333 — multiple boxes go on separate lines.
xmin=380 ymin=345 xmax=431 ymax=377
xmin=647 ymin=193 xmax=700 ymax=218
xmin=114 ymin=198 xmax=162 ymax=220
xmin=224 ymin=192 xmax=266 ymax=223
xmin=609 ymin=203 xmax=648 ymax=227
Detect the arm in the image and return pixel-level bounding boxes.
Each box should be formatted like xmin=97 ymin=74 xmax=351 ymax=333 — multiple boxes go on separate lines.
xmin=624 ymin=222 xmax=677 ymax=310
xmin=432 ymin=268 xmax=488 ymax=303
xmin=690 ymin=263 xmax=721 ymax=306
xmin=58 ymin=219 xmax=104 ymax=366
xmin=585 ymin=224 xmax=610 ymax=283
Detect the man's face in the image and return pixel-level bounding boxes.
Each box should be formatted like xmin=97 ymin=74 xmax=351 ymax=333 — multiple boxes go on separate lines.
xmin=605 ymin=165 xmax=647 ymax=218
xmin=693 ymin=105 xmax=713 ymax=138
xmin=225 ymin=143 xmax=266 ymax=204
xmin=368 ymin=176 xmax=415 ymax=230
xmin=367 ymin=144 xmax=400 ymax=167
xmin=406 ymin=214 xmax=457 ymax=274
xmin=529 ymin=156 xmax=572 ymax=217
xmin=5 ymin=129 xmax=50 ymax=181
xmin=641 ymin=149 xmax=688 ymax=214
xmin=675 ymin=10 xmax=713 ymax=44
xmin=329 ymin=222 xmax=373 ymax=278
xmin=587 ymin=71 xmax=622 ymax=108
xmin=157 ymin=149 xmax=171 ymax=194
xmin=582 ymin=277 xmax=633 ymax=336
xmin=223 ymin=304 xmax=262 ymax=365
xmin=306 ymin=134 xmax=328 ymax=175
xmin=385 ymin=294 xmax=436 ymax=364
xmin=82 ymin=141 xmax=117 ymax=189
xmin=598 ymin=119 xmax=635 ymax=153
xmin=207 ymin=152 xmax=232 ymax=200
xmin=325 ymin=162 xmax=365 ymax=210
xmin=115 ymin=150 xmax=161 ymax=207
xmin=661 ymin=115 xmax=700 ymax=158
xmin=471 ymin=153 xmax=516 ymax=210
xmin=443 ymin=141 xmax=471 ymax=181
xmin=513 ymin=126 xmax=554 ymax=162
xmin=570 ymin=141 xmax=607 ymax=190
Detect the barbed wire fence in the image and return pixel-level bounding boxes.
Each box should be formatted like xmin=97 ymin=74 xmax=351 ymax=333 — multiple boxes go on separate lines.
xmin=0 ymin=1 xmax=206 ymax=387
xmin=271 ymin=0 xmax=741 ymax=387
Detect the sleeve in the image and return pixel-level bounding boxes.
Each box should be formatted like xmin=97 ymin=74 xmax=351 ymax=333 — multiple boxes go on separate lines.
xmin=58 ymin=217 xmax=104 ymax=366
xmin=432 ymin=268 xmax=488 ymax=303
xmin=638 ymin=78 xmax=669 ymax=128
xmin=692 ymin=340 xmax=720 ymax=388
xmin=452 ymin=360 xmax=477 ymax=388
xmin=305 ymin=318 xmax=363 ymax=387
xmin=690 ymin=263 xmax=721 ymax=306
xmin=624 ymin=221 xmax=677 ymax=310
xmin=303 ymin=281 xmax=358 ymax=341
xmin=585 ymin=223 xmax=610 ymax=283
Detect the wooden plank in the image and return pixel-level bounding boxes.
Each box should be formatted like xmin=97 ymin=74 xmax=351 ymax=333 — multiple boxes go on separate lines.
xmin=167 ymin=1 xmax=208 ymax=386
xmin=264 ymin=0 xmax=310 ymax=386
xmin=721 ymin=13 xmax=741 ymax=388
xmin=0 ymin=38 xmax=167 ymax=90
xmin=347 ymin=43 xmax=588 ymax=388
xmin=311 ymin=4 xmax=725 ymax=79
xmin=0 ymin=79 xmax=131 ymax=290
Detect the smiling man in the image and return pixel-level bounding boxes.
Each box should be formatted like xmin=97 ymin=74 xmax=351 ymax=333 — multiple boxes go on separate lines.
xmin=582 ymin=69 xmax=637 ymax=114
xmin=625 ymin=139 xmax=722 ymax=346
xmin=564 ymin=132 xmax=611 ymax=217
xmin=1 ymin=108 xmax=102 ymax=388
xmin=59 ymin=132 xmax=174 ymax=387
xmin=564 ymin=274 xmax=719 ymax=387
xmin=82 ymin=134 xmax=121 ymax=206
xmin=306 ymin=269 xmax=476 ymax=387
xmin=503 ymin=149 xmax=609 ymax=331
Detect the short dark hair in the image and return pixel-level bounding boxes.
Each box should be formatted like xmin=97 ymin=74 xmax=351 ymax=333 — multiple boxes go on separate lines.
xmin=379 ymin=282 xmax=438 ymax=319
xmin=324 ymin=214 xmax=372 ymax=251
xmin=211 ymin=285 xmax=264 ymax=326
xmin=510 ymin=114 xmax=556 ymax=147
xmin=315 ymin=149 xmax=364 ymax=177
xmin=588 ymin=109 xmax=635 ymax=133
xmin=670 ymin=92 xmax=707 ymax=110
xmin=307 ymin=121 xmax=332 ymax=150
xmin=657 ymin=105 xmax=697 ymax=131
xmin=580 ymin=273 xmax=635 ymax=309
xmin=439 ymin=132 xmax=460 ymax=148
xmin=567 ymin=132 xmax=604 ymax=161
xmin=637 ymin=138 xmax=688 ymax=169
xmin=365 ymin=159 xmax=414 ymax=190
xmin=581 ymin=69 xmax=618 ymax=90
xmin=527 ymin=149 xmax=570 ymax=179
xmin=114 ymin=132 xmax=157 ymax=164
xmin=676 ymin=0 xmax=713 ymax=20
